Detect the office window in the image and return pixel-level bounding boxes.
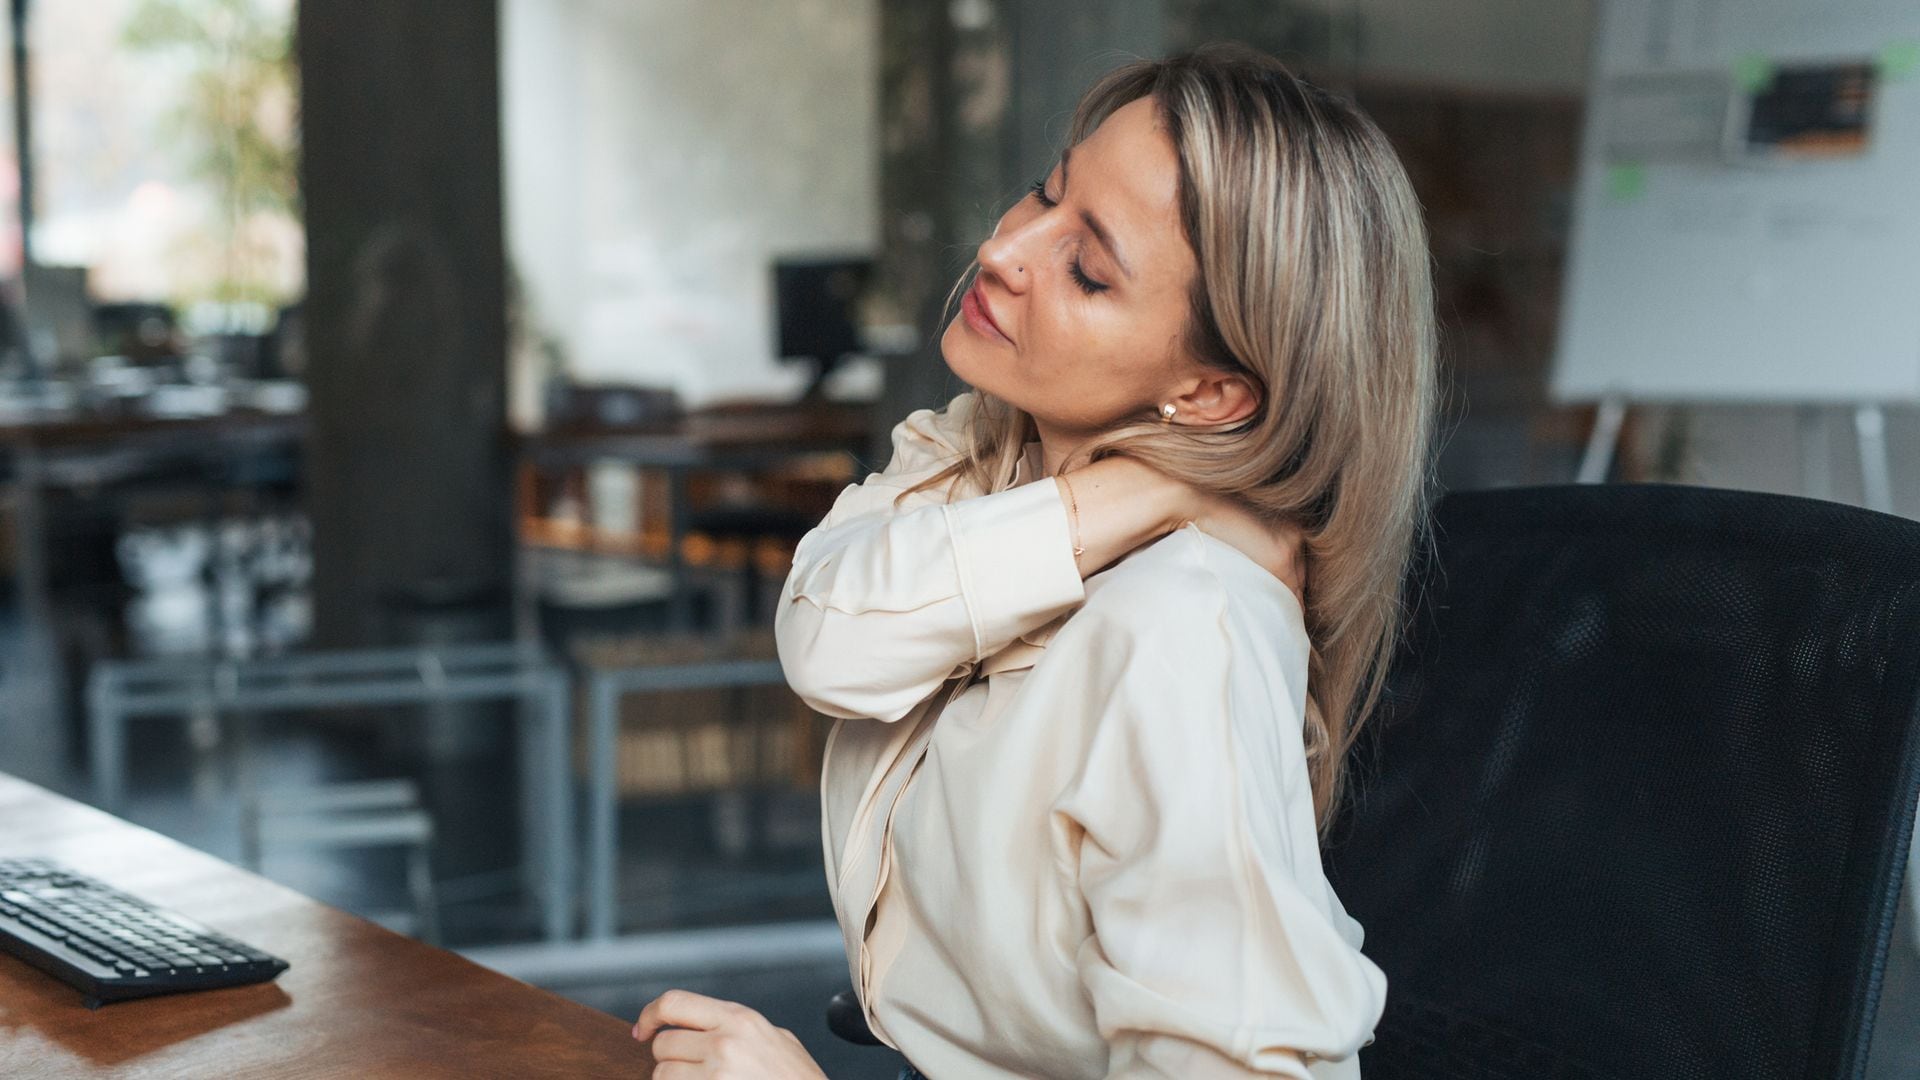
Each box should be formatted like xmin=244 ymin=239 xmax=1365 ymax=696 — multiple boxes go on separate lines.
xmin=28 ymin=0 xmax=300 ymax=310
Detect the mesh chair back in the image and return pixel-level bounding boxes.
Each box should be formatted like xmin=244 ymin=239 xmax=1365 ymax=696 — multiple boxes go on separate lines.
xmin=1325 ymin=484 xmax=1920 ymax=1080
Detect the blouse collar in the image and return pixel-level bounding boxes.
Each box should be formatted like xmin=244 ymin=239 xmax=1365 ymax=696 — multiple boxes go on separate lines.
xmin=1013 ymin=440 xmax=1045 ymax=485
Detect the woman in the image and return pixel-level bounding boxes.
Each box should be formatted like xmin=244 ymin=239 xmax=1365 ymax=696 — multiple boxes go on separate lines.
xmin=633 ymin=43 xmax=1436 ymax=1079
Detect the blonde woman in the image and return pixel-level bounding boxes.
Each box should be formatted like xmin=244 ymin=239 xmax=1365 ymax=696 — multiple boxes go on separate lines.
xmin=633 ymin=44 xmax=1437 ymax=1079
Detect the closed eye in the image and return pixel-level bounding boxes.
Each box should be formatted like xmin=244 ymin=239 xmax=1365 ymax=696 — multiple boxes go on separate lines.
xmin=1026 ymin=179 xmax=1111 ymax=296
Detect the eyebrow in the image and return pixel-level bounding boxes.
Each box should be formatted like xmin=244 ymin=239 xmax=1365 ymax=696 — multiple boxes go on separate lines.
xmin=1060 ymin=146 xmax=1135 ymax=281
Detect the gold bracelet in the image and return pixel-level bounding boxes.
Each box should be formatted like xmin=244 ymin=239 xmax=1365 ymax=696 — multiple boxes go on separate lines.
xmin=1057 ymin=473 xmax=1086 ymax=556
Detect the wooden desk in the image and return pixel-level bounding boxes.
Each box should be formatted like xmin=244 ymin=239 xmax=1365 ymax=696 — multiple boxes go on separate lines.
xmin=0 ymin=774 xmax=654 ymax=1078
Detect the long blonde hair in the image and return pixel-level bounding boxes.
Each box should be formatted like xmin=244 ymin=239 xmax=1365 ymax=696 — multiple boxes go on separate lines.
xmin=903 ymin=44 xmax=1439 ymax=842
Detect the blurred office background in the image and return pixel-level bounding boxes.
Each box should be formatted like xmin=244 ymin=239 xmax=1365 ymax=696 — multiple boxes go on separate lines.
xmin=0 ymin=2 xmax=1911 ymax=1076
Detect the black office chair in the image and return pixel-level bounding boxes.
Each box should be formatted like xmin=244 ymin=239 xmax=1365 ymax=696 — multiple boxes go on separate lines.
xmin=826 ymin=483 xmax=1920 ymax=1072
xmin=827 ymin=988 xmax=884 ymax=1047
xmin=1325 ymin=483 xmax=1920 ymax=1079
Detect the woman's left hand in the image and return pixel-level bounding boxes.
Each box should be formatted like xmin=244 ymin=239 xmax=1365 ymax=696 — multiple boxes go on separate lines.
xmin=633 ymin=989 xmax=828 ymax=1079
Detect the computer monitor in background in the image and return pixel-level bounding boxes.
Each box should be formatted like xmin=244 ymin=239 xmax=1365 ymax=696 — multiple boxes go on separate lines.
xmin=773 ymin=256 xmax=872 ymax=402
xmin=94 ymin=302 xmax=179 ymax=364
xmin=22 ymin=264 xmax=96 ymax=371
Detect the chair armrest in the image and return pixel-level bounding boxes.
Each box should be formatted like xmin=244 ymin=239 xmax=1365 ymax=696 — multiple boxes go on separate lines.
xmin=826 ymin=988 xmax=883 ymax=1046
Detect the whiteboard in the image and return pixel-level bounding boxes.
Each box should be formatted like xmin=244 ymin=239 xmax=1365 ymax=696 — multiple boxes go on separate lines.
xmin=1550 ymin=0 xmax=1920 ymax=403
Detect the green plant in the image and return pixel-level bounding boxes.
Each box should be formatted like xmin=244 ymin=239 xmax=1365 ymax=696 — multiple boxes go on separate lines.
xmin=122 ymin=0 xmax=299 ymax=308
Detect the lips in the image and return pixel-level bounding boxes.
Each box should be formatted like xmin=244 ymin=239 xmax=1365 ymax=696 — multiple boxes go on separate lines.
xmin=963 ymin=280 xmax=1010 ymax=343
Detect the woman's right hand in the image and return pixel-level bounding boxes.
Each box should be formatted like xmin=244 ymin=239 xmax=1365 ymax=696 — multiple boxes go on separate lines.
xmin=1058 ymin=458 xmax=1306 ymax=603
xmin=1184 ymin=491 xmax=1307 ymax=603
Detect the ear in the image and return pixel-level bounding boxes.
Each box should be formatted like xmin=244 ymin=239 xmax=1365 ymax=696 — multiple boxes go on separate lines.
xmin=1170 ymin=369 xmax=1261 ymax=427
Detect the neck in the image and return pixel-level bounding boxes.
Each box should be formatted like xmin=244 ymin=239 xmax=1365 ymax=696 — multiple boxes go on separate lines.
xmin=1031 ymin=417 xmax=1093 ymax=478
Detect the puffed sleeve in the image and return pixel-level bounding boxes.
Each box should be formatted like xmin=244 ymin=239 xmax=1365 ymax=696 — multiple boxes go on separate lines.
xmin=1054 ymin=598 xmax=1387 ymax=1079
xmin=775 ymin=391 xmax=1086 ymax=722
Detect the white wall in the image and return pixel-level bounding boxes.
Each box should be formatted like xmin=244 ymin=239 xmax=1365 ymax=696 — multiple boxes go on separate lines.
xmin=501 ymin=0 xmax=878 ymax=414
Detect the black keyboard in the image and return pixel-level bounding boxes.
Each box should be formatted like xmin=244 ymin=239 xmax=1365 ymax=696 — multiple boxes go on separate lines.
xmin=0 ymin=857 xmax=288 ymax=1008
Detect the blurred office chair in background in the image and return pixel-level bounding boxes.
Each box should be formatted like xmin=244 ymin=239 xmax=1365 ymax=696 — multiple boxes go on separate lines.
xmin=240 ymin=778 xmax=441 ymax=945
xmin=1326 ymin=484 xmax=1920 ymax=1080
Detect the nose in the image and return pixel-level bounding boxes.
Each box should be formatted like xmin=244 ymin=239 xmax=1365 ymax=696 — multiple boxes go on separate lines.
xmin=976 ymin=215 xmax=1041 ymax=295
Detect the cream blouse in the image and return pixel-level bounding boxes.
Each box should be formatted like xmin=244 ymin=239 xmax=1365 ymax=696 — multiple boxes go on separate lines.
xmin=775 ymin=392 xmax=1387 ymax=1079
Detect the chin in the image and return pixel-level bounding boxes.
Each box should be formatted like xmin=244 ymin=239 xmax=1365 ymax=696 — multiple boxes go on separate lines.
xmin=938 ymin=315 xmax=1041 ymax=421
xmin=938 ymin=317 xmax=995 ymax=396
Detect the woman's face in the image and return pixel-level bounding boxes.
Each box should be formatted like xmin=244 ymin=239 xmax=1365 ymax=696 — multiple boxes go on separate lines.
xmin=940 ymin=96 xmax=1223 ymax=438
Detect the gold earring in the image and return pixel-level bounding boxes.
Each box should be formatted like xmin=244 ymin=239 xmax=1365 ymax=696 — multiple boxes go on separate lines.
xmin=1159 ymin=403 xmax=1177 ymax=423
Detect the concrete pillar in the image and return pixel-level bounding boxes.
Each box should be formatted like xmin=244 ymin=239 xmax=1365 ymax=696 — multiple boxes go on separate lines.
xmin=296 ymin=1 xmax=512 ymax=647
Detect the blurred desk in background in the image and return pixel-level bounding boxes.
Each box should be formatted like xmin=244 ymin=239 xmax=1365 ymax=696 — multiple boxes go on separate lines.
xmin=515 ymin=400 xmax=870 ymax=631
xmin=0 ymin=406 xmax=306 ymax=454
xmin=0 ymin=771 xmax=652 ymax=1078
xmin=569 ymin=628 xmax=820 ymax=939
xmin=0 ymin=400 xmax=310 ymax=781
xmin=0 ymin=406 xmax=306 ymax=500
xmin=520 ymin=399 xmax=870 ymax=466
xmin=85 ymin=642 xmax=576 ymax=942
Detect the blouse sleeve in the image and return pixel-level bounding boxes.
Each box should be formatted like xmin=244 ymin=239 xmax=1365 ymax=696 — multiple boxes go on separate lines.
xmin=774 ymin=392 xmax=1087 ymax=722
xmin=1054 ymin=598 xmax=1388 ymax=1079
